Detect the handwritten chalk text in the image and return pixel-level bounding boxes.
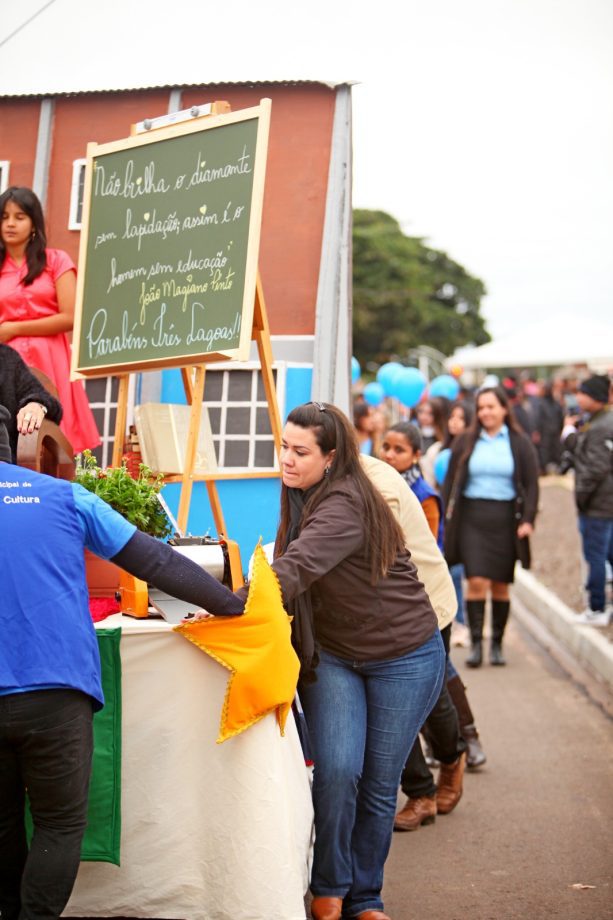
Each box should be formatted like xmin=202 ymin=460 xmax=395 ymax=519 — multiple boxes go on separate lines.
xmin=107 ymin=258 xmax=147 ymax=294
xmin=87 ymin=309 xmax=149 ymax=359
xmin=94 ymin=160 xmax=170 ymax=199
xmin=186 ymin=301 xmax=241 ymax=349
xmin=187 ymin=147 xmax=252 ymax=189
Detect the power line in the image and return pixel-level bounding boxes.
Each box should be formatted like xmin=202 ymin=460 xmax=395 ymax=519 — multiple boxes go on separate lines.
xmin=0 ymin=0 xmax=58 ymax=50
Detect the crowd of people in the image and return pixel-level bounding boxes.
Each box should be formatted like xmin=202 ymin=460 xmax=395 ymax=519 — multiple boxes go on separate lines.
xmin=346 ymin=366 xmax=612 ymax=909
xmin=355 ymin=368 xmax=613 ymax=633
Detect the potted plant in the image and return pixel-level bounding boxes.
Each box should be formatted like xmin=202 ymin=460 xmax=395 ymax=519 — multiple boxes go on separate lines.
xmin=75 ymin=450 xmax=172 ymax=538
xmin=75 ymin=450 xmax=172 ymax=607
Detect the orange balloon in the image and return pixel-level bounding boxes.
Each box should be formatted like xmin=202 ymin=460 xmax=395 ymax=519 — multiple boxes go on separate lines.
xmin=449 ymin=364 xmax=463 ymax=378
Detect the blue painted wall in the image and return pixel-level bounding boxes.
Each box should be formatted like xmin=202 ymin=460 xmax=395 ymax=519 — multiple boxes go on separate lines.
xmin=158 ymin=365 xmax=312 ymax=575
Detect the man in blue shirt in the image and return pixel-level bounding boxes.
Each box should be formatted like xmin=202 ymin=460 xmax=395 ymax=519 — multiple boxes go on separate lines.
xmin=0 ymin=405 xmax=244 ymax=920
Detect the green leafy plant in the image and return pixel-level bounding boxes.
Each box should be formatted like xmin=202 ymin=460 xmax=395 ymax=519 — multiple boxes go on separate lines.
xmin=74 ymin=450 xmax=172 ymax=540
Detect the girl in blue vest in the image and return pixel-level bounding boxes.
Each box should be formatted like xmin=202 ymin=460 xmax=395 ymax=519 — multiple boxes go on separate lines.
xmin=381 ymin=422 xmax=444 ymax=548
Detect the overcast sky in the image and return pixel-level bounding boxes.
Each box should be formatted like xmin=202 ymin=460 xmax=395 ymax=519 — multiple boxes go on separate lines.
xmin=2 ymin=0 xmax=612 ymax=342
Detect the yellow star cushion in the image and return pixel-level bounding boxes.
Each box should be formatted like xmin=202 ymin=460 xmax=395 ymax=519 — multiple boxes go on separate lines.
xmin=174 ymin=543 xmax=300 ymax=743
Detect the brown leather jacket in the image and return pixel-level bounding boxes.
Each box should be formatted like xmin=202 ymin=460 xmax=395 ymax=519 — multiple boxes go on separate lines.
xmin=271 ymin=477 xmax=438 ymax=662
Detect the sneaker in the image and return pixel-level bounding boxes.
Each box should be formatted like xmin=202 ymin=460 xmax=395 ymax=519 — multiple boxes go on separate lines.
xmin=576 ymin=609 xmax=611 ymax=627
xmin=451 ymin=622 xmax=471 ymax=648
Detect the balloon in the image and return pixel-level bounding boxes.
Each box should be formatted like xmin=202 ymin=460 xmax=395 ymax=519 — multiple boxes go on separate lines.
xmin=376 ymin=361 xmax=403 ymax=396
xmin=362 ymin=381 xmax=385 ymax=406
xmin=433 ymin=448 xmax=451 ymax=486
xmin=391 ymin=367 xmax=427 ymax=408
xmin=449 ymin=364 xmax=463 ymax=378
xmin=429 ymin=374 xmax=460 ymax=400
xmin=482 ymin=373 xmax=500 ymax=389
xmin=351 ymin=356 xmax=361 ymax=384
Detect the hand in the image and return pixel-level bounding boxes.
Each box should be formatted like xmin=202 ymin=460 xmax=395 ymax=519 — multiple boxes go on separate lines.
xmin=517 ymin=522 xmax=533 ymax=539
xmin=182 ymin=609 xmax=214 ymax=622
xmin=17 ymin=402 xmax=47 ymax=435
xmin=0 ymin=322 xmax=19 ymax=343
xmin=564 ymin=414 xmax=579 ymax=428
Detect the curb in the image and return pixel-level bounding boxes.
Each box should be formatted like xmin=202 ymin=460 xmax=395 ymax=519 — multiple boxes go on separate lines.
xmin=512 ymin=568 xmax=613 ymax=693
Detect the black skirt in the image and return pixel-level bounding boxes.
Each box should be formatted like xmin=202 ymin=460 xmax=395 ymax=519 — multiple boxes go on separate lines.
xmin=458 ymin=498 xmax=517 ymax=583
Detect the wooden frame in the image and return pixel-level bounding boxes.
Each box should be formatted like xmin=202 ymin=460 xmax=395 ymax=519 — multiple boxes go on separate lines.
xmin=17 ymin=420 xmax=75 ymax=481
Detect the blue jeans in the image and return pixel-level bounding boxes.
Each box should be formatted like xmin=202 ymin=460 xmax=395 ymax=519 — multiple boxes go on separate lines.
xmin=450 ymin=564 xmax=465 ymax=624
xmin=579 ymin=515 xmax=613 ymax=611
xmin=300 ymin=631 xmax=445 ymax=917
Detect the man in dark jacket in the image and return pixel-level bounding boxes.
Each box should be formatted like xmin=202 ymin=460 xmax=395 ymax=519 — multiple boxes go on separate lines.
xmin=562 ymin=374 xmax=613 ymax=625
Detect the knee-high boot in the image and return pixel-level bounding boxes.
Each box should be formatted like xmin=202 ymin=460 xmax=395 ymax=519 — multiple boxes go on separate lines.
xmin=465 ymin=600 xmax=485 ymax=668
xmin=447 ymin=674 xmax=487 ymax=768
xmin=490 ymin=599 xmax=510 ymax=665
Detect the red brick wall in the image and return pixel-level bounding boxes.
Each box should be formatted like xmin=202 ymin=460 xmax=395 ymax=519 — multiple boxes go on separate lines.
xmin=0 ymin=98 xmax=41 ymax=186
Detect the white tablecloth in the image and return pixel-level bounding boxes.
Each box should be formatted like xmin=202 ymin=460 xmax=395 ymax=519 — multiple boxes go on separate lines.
xmin=65 ymin=615 xmax=313 ymax=920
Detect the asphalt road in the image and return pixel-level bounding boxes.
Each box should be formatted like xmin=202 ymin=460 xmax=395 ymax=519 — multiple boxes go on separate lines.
xmin=380 ymin=618 xmax=613 ymax=920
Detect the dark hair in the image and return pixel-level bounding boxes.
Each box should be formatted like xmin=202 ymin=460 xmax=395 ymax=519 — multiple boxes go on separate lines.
xmin=418 ymin=396 xmax=449 ymax=441
xmin=443 ymin=401 xmax=474 ymax=448
xmin=460 ymin=386 xmax=521 ymax=464
xmin=541 ymin=380 xmax=554 ymax=400
xmin=388 ymin=421 xmax=423 ymax=454
xmin=275 ymin=402 xmax=404 ymax=583
xmin=0 ymin=186 xmax=47 ymax=285
xmin=353 ymin=400 xmax=372 ymax=430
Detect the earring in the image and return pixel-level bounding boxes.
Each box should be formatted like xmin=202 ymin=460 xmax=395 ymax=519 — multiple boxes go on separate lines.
xmin=30 ymin=230 xmax=36 ymax=239
xmin=324 ymin=465 xmax=330 ymax=476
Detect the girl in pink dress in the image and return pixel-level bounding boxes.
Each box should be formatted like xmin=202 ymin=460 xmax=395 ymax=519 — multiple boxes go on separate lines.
xmin=0 ymin=186 xmax=100 ymax=453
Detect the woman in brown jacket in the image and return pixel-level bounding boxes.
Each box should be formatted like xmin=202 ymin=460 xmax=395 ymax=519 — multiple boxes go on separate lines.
xmin=271 ymin=402 xmax=445 ymax=920
xmin=442 ymin=386 xmax=539 ymax=667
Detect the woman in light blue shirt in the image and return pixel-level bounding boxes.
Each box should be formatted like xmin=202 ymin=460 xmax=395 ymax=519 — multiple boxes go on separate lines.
xmin=442 ymin=387 xmax=539 ymax=668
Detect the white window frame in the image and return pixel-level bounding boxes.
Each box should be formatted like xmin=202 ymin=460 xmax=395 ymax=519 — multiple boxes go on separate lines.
xmin=84 ymin=362 xmax=284 ymax=473
xmin=202 ymin=360 xmax=285 ymax=472
xmin=83 ymin=375 xmax=136 ymax=468
xmin=68 ymin=158 xmax=87 ymax=230
xmin=0 ymin=161 xmax=10 ymax=193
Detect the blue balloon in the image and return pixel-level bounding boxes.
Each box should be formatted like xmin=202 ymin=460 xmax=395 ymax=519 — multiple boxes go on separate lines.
xmin=351 ymin=356 xmax=361 ymax=384
xmin=392 ymin=367 xmax=427 ymax=408
xmin=434 ymin=448 xmax=452 ymax=486
xmin=376 ymin=361 xmax=403 ymax=396
xmin=429 ymin=374 xmax=460 ymax=400
xmin=363 ymin=381 xmax=385 ymax=406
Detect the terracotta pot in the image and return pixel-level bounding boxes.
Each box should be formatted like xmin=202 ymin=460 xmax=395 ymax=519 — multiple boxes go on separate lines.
xmin=84 ymin=549 xmax=121 ymax=598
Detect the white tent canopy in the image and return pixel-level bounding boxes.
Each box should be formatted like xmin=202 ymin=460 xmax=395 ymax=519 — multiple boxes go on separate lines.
xmin=448 ymin=315 xmax=613 ymax=373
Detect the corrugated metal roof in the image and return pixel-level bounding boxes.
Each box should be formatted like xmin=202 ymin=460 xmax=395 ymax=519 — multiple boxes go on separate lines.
xmin=0 ymin=0 xmax=356 ymax=98
xmin=0 ymin=79 xmax=352 ymax=100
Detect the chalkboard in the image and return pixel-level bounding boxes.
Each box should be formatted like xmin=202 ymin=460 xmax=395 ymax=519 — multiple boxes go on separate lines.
xmin=72 ymin=101 xmax=270 ymax=377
